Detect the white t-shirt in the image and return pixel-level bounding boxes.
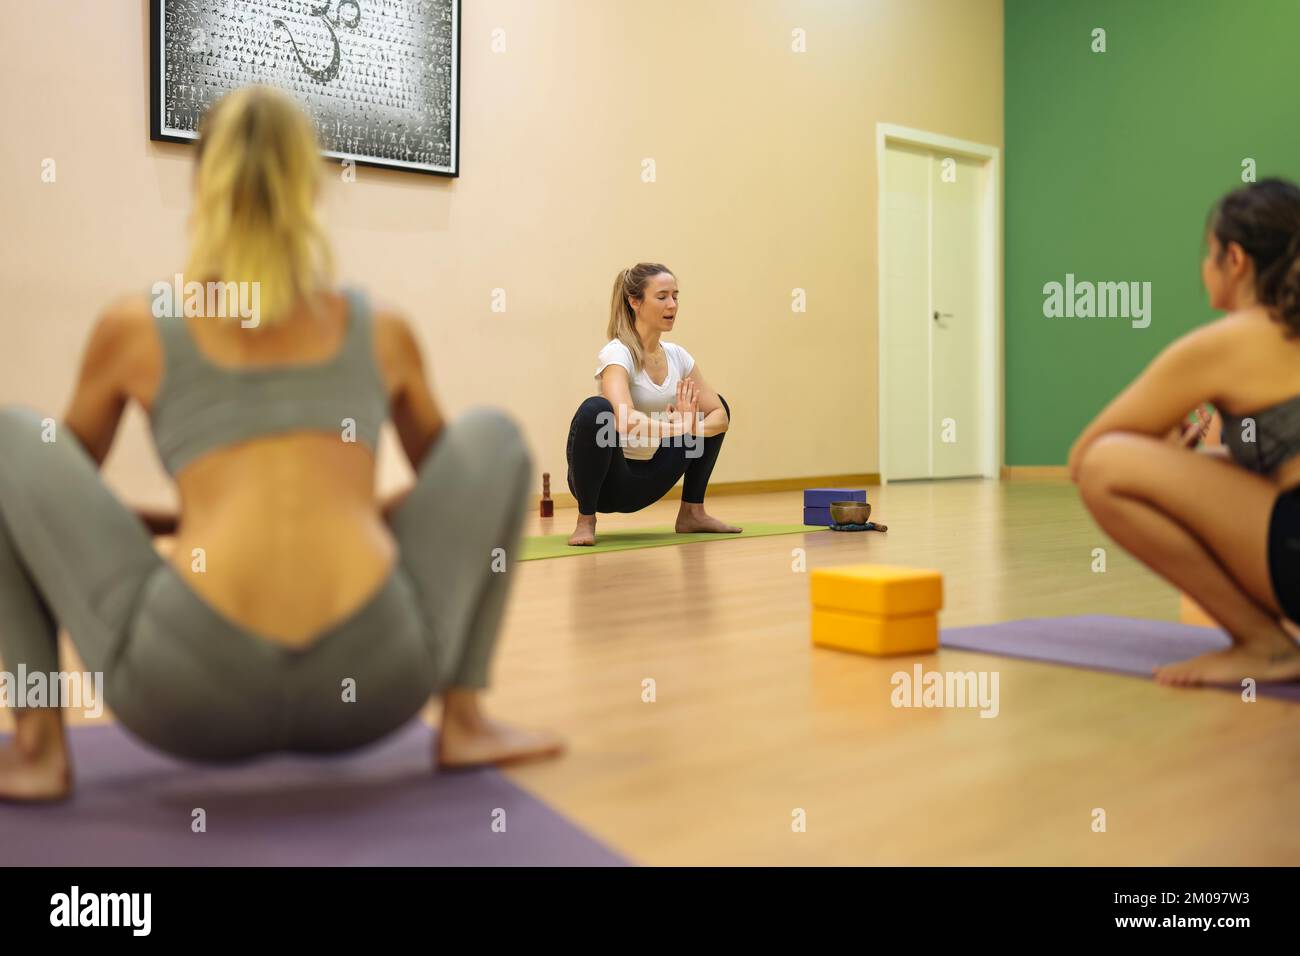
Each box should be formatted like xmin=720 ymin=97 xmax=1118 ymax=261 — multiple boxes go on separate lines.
xmin=594 ymin=339 xmax=696 ymax=460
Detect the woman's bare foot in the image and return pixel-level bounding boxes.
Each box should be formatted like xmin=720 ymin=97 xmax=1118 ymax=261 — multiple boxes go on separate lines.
xmin=675 ymin=501 xmax=742 ymax=534
xmin=568 ymin=513 xmax=596 ymax=546
xmin=436 ymin=689 xmax=565 ymax=769
xmin=0 ymin=709 xmax=72 ymax=803
xmin=438 ymin=717 xmax=566 ymax=769
xmin=1154 ymin=626 xmax=1300 ymax=687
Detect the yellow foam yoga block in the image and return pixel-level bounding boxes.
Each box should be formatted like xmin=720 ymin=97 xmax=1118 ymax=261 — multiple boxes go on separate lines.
xmin=810 ymin=564 xmax=943 ymax=617
xmin=811 ymin=607 xmax=938 ymax=656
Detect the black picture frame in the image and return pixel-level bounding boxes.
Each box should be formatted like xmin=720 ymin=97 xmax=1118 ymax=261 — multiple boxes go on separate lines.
xmin=149 ymin=0 xmax=460 ymax=178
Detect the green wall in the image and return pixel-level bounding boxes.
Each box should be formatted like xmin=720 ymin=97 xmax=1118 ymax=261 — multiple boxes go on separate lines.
xmin=1005 ymin=0 xmax=1300 ymax=464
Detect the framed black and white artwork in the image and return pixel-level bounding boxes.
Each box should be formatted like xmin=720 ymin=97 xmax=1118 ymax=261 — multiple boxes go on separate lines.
xmin=150 ymin=0 xmax=460 ymax=177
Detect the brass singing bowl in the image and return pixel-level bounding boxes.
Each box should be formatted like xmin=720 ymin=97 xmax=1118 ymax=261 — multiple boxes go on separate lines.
xmin=830 ymin=501 xmax=871 ymax=524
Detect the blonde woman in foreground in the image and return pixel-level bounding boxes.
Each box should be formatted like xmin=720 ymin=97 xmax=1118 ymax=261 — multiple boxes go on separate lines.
xmin=0 ymin=85 xmax=562 ymax=802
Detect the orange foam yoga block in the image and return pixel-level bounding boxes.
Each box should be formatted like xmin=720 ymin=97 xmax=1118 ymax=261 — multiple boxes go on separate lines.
xmin=1179 ymin=592 xmax=1216 ymax=628
xmin=811 ymin=607 xmax=938 ymax=656
xmin=810 ymin=564 xmax=943 ymax=617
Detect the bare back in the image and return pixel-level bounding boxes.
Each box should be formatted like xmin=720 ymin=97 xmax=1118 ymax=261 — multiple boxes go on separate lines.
xmin=63 ymin=290 xmax=444 ymax=648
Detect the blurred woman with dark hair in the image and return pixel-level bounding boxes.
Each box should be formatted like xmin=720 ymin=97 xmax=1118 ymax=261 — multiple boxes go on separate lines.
xmin=1071 ymin=178 xmax=1300 ymax=687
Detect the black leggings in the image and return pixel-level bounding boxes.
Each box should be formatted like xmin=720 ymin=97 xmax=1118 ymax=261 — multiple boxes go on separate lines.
xmin=1267 ymin=484 xmax=1300 ymax=621
xmin=566 ymin=394 xmax=731 ymax=515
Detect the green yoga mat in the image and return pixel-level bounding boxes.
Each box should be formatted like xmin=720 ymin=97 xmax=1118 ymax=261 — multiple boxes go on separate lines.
xmin=519 ymin=522 xmax=823 ymax=561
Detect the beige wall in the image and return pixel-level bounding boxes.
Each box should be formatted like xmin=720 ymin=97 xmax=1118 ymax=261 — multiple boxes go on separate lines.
xmin=0 ymin=0 xmax=1003 ymax=505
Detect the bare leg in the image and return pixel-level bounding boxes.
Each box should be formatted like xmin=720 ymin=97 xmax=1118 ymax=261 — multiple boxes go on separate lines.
xmin=1085 ymin=489 xmax=1300 ymax=685
xmin=675 ymin=500 xmax=742 ymax=534
xmin=436 ymin=688 xmax=564 ymax=769
xmin=1077 ymin=434 xmax=1300 ymax=686
xmin=0 ymin=708 xmax=72 ymax=802
xmin=568 ymin=513 xmax=596 ymax=546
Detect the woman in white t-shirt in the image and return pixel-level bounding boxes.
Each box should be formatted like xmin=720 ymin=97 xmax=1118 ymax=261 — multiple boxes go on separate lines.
xmin=566 ymin=262 xmax=740 ymax=546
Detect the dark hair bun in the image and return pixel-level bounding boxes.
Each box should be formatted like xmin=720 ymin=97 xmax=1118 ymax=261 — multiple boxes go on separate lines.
xmin=1210 ymin=178 xmax=1300 ymax=335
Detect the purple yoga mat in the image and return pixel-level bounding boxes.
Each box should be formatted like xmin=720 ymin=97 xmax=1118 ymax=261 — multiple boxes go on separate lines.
xmin=0 ymin=720 xmax=628 ymax=866
xmin=942 ymin=615 xmax=1300 ymax=702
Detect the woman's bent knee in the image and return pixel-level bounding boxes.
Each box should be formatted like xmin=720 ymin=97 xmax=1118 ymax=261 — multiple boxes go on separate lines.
xmin=574 ymin=395 xmax=614 ymax=429
xmin=449 ymin=408 xmax=533 ymax=483
xmin=1076 ymin=433 xmax=1146 ymax=503
xmin=0 ymin=406 xmax=83 ymax=488
xmin=0 ymin=405 xmax=42 ymax=441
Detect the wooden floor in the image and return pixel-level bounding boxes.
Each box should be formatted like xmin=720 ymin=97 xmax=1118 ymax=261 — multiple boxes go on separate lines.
xmin=16 ymin=479 xmax=1300 ymax=864
xmin=490 ymin=479 xmax=1300 ymax=865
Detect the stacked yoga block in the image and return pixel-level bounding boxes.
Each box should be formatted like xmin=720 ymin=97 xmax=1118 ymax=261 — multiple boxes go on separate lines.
xmin=810 ymin=564 xmax=943 ymax=655
xmin=803 ymin=487 xmax=867 ymax=526
xmin=1178 ymin=592 xmax=1216 ymax=628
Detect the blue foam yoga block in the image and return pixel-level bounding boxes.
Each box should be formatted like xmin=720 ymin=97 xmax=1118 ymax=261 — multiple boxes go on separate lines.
xmin=803 ymin=488 xmax=867 ymax=508
xmin=804 ymin=506 xmax=833 ymax=526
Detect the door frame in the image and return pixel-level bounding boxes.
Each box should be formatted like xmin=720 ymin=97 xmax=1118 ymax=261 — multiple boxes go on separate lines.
xmin=875 ymin=123 xmax=1002 ymax=482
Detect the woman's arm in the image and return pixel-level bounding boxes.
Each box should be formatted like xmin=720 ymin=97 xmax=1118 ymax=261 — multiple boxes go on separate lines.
xmin=1067 ymin=325 xmax=1224 ymax=481
xmin=600 ymin=366 xmax=666 ymax=440
xmin=377 ymin=310 xmax=446 ymax=472
xmin=598 ymin=367 xmax=692 ymax=441
xmin=61 ymin=304 xmax=137 ymax=466
xmin=598 ymin=366 xmax=730 ymax=441
xmin=62 ymin=302 xmax=177 ymax=536
xmin=682 ymin=365 xmax=729 ymax=438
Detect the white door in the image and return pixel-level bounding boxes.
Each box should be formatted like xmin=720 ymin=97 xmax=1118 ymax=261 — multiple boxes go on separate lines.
xmin=881 ymin=144 xmax=931 ymax=480
xmin=880 ymin=142 xmax=986 ymax=480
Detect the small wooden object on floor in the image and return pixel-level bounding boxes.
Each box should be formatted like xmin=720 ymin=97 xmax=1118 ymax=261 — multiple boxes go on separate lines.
xmin=540 ymin=472 xmax=554 ymax=518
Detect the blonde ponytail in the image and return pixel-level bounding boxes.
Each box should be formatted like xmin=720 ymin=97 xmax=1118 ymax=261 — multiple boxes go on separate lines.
xmin=184 ymin=84 xmax=335 ymax=328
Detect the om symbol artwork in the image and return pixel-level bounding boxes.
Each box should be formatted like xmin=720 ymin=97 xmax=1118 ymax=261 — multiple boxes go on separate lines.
xmin=274 ymin=0 xmax=362 ymax=83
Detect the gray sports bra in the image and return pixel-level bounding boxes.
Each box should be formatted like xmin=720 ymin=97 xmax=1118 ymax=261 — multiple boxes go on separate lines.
xmin=149 ymin=287 xmax=389 ymax=476
xmin=1220 ymin=397 xmax=1300 ymax=475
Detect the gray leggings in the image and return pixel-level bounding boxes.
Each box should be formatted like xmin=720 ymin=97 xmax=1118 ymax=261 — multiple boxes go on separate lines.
xmin=0 ymin=405 xmax=532 ymax=762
